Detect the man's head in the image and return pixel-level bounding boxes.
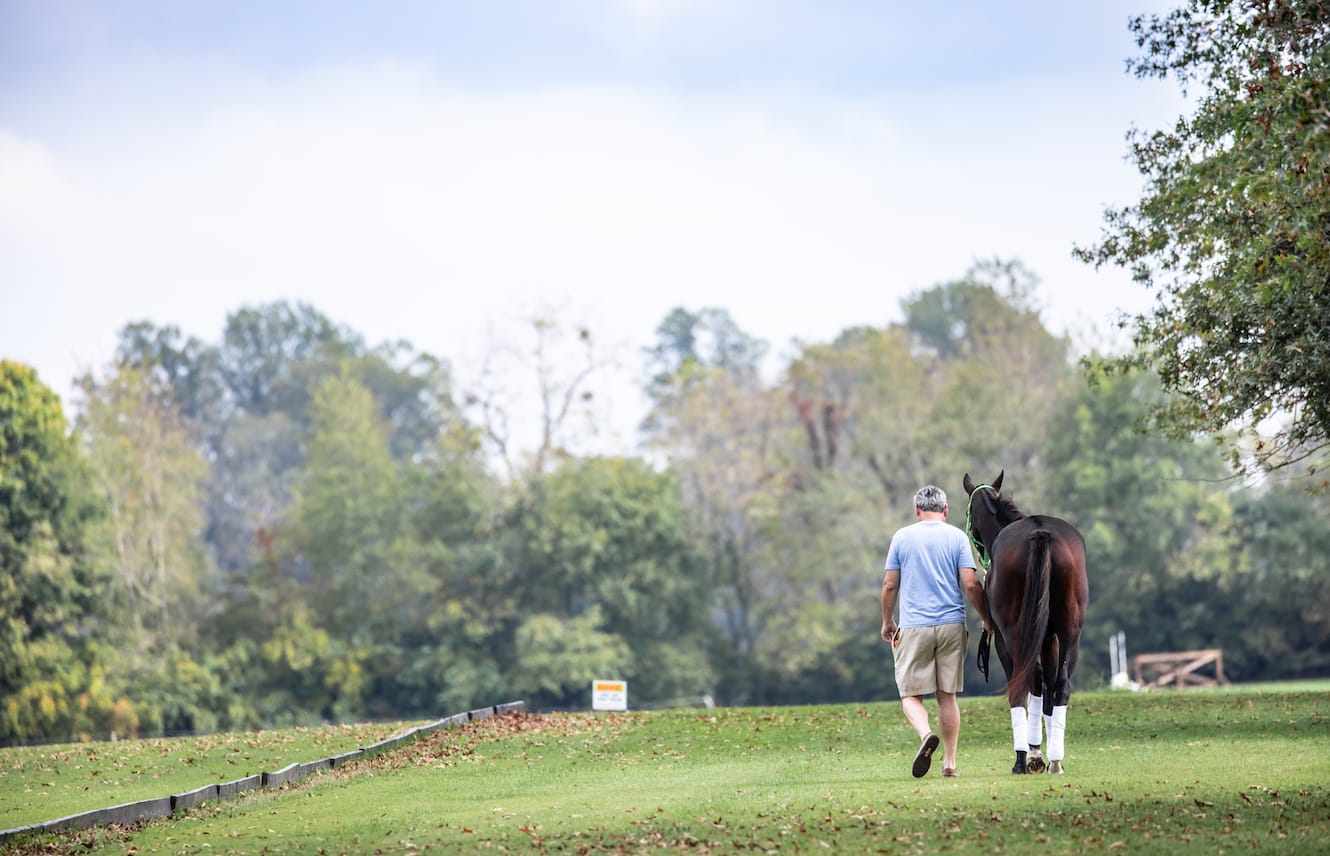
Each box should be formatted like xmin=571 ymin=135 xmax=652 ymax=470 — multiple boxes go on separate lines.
xmin=913 ymin=484 xmax=947 ymax=514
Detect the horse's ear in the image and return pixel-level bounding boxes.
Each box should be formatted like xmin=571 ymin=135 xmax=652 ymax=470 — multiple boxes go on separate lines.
xmin=963 ymin=473 xmax=975 ymax=495
xmin=992 ymin=470 xmax=1004 ymax=492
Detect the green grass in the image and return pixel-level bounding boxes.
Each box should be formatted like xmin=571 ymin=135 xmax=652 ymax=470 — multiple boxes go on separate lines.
xmin=3 ymin=685 xmax=1329 ymax=854
xmin=0 ymin=719 xmax=425 ymax=830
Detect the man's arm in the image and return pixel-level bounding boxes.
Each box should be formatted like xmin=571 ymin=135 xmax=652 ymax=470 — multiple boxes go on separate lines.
xmin=959 ymin=566 xmax=992 ymax=634
xmin=881 ymin=569 xmax=900 ymax=642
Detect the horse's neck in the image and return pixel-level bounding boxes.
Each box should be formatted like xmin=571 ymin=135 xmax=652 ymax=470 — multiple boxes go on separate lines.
xmin=986 ymin=507 xmax=1026 ymax=544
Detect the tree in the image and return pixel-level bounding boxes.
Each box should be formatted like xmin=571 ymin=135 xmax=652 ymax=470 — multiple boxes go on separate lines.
xmin=653 ymin=363 xmax=802 ymax=703
xmin=219 ymin=302 xmax=355 ymax=416
xmin=76 ymin=364 xmax=212 ymax=653
xmin=1077 ymin=0 xmax=1330 ymax=483
xmin=461 ymin=308 xmax=620 ymax=480
xmin=0 ymin=362 xmax=121 ymax=741
xmin=116 ymin=304 xmax=460 ymax=576
xmin=769 ymin=268 xmax=1074 ymax=702
xmin=643 ymin=307 xmax=767 ymax=400
xmin=504 ymin=456 xmax=715 ymax=707
xmin=392 ymin=418 xmax=506 ymax=715
xmin=1224 ymin=481 xmax=1330 ymax=678
xmin=1032 ymin=362 xmax=1236 ymax=683
xmin=901 ymin=260 xmax=1074 ymax=479
xmin=290 ymin=371 xmax=421 ymax=658
xmin=115 ymin=321 xmax=229 ymax=438
xmin=784 ymin=263 xmax=1072 ymax=506
xmin=507 ymin=608 xmax=633 ymax=705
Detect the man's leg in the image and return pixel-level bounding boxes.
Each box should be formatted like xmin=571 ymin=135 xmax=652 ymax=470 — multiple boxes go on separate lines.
xmin=902 ymin=695 xmax=940 ymax=777
xmin=931 ymin=623 xmax=965 ymax=772
xmin=901 ymin=694 xmax=932 ymax=738
xmin=936 ymin=690 xmax=959 ymax=769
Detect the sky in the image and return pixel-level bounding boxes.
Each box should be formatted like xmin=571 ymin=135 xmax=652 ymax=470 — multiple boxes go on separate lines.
xmin=1 ymin=0 xmax=1185 ymax=454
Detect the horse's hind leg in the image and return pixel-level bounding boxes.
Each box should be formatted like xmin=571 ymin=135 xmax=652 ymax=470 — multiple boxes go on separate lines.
xmin=995 ymin=633 xmax=1030 ymax=774
xmin=1027 ymin=635 xmax=1059 ymax=774
xmin=1046 ymin=639 xmax=1079 ymax=774
xmin=1023 ymin=666 xmax=1047 ymax=774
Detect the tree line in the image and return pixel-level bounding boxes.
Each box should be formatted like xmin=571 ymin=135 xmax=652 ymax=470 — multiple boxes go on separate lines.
xmin=6 ymin=0 xmax=1330 ymax=742
xmin=4 ymin=260 xmax=1328 ymax=745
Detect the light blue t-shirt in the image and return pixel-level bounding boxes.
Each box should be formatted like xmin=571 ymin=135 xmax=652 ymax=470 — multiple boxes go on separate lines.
xmin=884 ymin=520 xmax=975 ymax=627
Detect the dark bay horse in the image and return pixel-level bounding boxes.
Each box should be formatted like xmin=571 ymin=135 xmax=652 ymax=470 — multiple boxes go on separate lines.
xmin=963 ymin=471 xmax=1088 ymax=774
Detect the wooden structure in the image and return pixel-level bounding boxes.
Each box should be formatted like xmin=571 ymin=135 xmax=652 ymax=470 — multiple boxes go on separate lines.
xmin=1131 ymin=649 xmax=1229 ymax=689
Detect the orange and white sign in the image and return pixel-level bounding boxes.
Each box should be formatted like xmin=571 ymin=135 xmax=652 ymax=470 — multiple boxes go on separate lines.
xmin=592 ymin=679 xmax=627 ymax=711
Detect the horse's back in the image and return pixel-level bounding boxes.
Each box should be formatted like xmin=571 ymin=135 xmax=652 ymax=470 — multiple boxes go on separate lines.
xmin=992 ymin=514 xmax=1088 ymax=629
xmin=996 ymin=514 xmax=1085 ymax=553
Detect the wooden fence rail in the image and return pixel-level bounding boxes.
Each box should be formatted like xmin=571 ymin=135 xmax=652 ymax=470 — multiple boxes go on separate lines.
xmin=1131 ymin=649 xmax=1229 ymax=689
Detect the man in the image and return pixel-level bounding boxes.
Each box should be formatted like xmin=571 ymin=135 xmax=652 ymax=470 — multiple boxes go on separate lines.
xmin=881 ymin=484 xmax=992 ymax=778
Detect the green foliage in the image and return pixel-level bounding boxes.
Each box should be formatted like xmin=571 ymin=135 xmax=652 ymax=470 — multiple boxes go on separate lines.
xmin=294 ymin=371 xmax=412 ymax=614
xmin=1 ymin=654 xmax=129 ymax=746
xmin=649 ymin=360 xmax=799 ymax=703
xmin=394 ymin=433 xmax=507 ymax=715
xmin=1224 ymin=482 xmax=1330 ymax=677
xmin=0 ymin=361 xmax=108 ymax=742
xmin=0 ymin=717 xmax=422 ymax=829
xmin=116 ymin=302 xmax=459 ymax=577
xmin=508 ymin=607 xmax=632 ymax=699
xmin=114 ymin=321 xmax=228 ymax=437
xmin=8 ymin=275 xmax=1329 ymax=743
xmin=642 ymin=306 xmax=767 ymax=405
xmin=1078 ymin=0 xmax=1330 ymax=481
xmin=282 ymin=371 xmax=422 ymax=719
xmin=506 ymin=457 xmax=716 ymax=706
xmin=218 ymin=302 xmax=356 ymax=415
xmin=905 ymin=260 xmax=1074 ymax=478
xmin=1033 ymin=363 xmax=1235 ymax=678
xmin=77 ymin=364 xmax=212 ymax=652
xmin=761 ymin=265 xmax=1075 ymax=703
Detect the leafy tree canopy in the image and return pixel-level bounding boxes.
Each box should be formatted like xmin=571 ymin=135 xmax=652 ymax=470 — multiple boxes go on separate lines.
xmin=1077 ymin=0 xmax=1330 ymax=484
xmin=0 ymin=361 xmax=107 ymax=740
xmin=643 ymin=307 xmax=767 ymax=399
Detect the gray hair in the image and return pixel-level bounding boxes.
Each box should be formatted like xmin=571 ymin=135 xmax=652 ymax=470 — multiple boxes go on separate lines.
xmin=913 ymin=485 xmax=947 ymax=513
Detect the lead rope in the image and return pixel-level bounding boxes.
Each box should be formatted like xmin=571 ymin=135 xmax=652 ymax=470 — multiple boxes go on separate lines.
xmin=965 ymin=484 xmax=995 ymax=573
xmin=965 ymin=484 xmax=996 ymax=682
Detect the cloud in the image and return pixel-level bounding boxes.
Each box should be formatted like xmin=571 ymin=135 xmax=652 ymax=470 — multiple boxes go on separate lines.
xmin=1 ymin=54 xmax=1170 ymax=443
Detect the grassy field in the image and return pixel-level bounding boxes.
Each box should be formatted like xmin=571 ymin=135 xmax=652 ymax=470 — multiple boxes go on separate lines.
xmin=0 ymin=719 xmax=427 ymax=830
xmin=3 ymin=682 xmax=1328 ymax=854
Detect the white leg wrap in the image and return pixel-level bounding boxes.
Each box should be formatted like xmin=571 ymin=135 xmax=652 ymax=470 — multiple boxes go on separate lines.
xmin=1010 ymin=706 xmax=1028 ymax=752
xmin=1047 ymin=705 xmax=1067 ymax=761
xmin=1026 ymin=694 xmax=1044 ymax=747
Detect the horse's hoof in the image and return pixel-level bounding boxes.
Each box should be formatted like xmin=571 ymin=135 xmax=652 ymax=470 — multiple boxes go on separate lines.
xmin=1026 ymin=749 xmax=1046 ymax=774
xmin=1011 ymin=762 xmax=1027 ymax=775
xmin=1049 ymin=761 xmax=1064 ymax=775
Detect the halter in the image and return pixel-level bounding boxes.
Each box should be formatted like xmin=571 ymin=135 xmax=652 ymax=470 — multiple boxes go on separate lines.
xmin=965 ymin=484 xmax=996 ymax=572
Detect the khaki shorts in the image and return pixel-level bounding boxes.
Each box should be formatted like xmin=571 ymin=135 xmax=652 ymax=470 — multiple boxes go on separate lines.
xmin=893 ymin=622 xmax=968 ymax=697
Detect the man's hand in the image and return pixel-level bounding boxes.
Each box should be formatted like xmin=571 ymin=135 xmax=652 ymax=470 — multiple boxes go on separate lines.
xmin=881 ymin=620 xmax=898 ymax=643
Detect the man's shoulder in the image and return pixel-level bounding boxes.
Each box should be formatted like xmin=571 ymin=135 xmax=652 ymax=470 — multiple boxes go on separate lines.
xmin=913 ymin=520 xmax=965 ymax=535
xmin=894 ymin=521 xmax=963 ymax=546
xmin=921 ymin=521 xmax=972 ymax=550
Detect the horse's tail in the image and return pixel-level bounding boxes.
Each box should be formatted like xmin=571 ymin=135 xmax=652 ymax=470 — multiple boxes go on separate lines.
xmin=1011 ymin=529 xmax=1052 ymax=699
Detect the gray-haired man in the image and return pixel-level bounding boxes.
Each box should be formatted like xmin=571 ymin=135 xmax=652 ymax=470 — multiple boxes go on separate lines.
xmin=881 ymin=485 xmax=992 ymax=777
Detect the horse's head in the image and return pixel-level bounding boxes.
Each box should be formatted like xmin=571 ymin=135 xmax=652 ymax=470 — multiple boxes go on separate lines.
xmin=963 ymin=471 xmax=1003 ymax=497
xmin=962 ymin=470 xmax=1010 ymax=569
